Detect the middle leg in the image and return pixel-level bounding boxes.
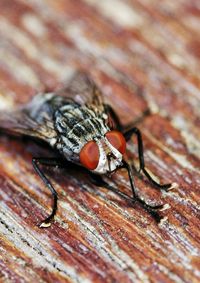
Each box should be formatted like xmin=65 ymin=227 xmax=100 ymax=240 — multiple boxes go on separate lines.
xmin=32 ymin=157 xmax=66 ymax=227
xmin=124 ymin=127 xmax=172 ymax=190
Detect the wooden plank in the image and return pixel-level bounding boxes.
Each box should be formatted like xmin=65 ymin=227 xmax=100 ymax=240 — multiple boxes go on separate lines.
xmin=0 ymin=0 xmax=199 ymax=282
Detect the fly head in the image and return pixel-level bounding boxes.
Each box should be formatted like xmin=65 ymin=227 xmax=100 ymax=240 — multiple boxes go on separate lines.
xmin=79 ymin=130 xmax=126 ymax=174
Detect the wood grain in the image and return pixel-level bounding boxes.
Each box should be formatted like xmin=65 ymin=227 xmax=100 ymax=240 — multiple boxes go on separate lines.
xmin=0 ymin=1 xmax=200 ymax=282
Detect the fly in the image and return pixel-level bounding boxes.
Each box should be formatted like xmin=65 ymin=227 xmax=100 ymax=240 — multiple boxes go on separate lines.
xmin=0 ymin=71 xmax=177 ymax=227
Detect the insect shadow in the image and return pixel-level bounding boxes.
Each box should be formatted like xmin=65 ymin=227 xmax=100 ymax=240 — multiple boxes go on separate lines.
xmin=0 ymin=71 xmax=176 ymax=227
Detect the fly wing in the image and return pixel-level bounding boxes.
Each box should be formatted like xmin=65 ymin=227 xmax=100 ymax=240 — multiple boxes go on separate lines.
xmin=58 ymin=71 xmax=104 ymax=111
xmin=0 ymin=71 xmax=105 ymax=143
xmin=0 ymin=93 xmax=59 ymax=143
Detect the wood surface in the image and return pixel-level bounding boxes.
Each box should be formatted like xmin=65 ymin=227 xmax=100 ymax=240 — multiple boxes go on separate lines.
xmin=0 ymin=0 xmax=200 ymax=282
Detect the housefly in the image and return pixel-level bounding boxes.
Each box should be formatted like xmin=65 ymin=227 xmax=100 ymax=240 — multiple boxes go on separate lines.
xmin=0 ymin=72 xmax=176 ymax=227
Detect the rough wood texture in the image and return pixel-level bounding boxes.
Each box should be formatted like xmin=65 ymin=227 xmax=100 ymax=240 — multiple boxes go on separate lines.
xmin=0 ymin=1 xmax=200 ymax=282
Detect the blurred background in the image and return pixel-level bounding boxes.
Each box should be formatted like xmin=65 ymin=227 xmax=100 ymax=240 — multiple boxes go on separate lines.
xmin=0 ymin=1 xmax=200 ymax=283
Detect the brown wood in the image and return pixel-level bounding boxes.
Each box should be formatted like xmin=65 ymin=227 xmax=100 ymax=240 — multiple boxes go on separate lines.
xmin=0 ymin=1 xmax=200 ymax=282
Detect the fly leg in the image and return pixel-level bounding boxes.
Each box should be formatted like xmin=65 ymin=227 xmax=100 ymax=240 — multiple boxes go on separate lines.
xmin=123 ymin=127 xmax=173 ymax=190
xmin=104 ymin=104 xmax=151 ymax=132
xmin=89 ymin=169 xmax=162 ymax=222
xmin=121 ymin=160 xmax=163 ymax=222
xmin=89 ymin=172 xmax=136 ymax=202
xmin=104 ymin=104 xmax=123 ymax=131
xmin=32 ymin=157 xmax=65 ymax=228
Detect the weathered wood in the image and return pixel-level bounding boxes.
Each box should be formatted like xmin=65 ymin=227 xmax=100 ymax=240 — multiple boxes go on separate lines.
xmin=0 ymin=0 xmax=200 ymax=282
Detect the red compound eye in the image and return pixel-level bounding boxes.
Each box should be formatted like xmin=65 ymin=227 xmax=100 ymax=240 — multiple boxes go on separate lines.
xmin=106 ymin=130 xmax=126 ymax=154
xmin=80 ymin=141 xmax=100 ymax=170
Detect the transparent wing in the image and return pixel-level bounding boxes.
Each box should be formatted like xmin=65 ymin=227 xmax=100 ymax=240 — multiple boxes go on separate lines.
xmin=0 ymin=93 xmax=58 ymax=141
xmin=58 ymin=71 xmax=104 ymax=109
xmin=0 ymin=71 xmax=105 ymax=142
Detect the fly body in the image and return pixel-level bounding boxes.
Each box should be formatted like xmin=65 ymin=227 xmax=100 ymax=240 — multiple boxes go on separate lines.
xmin=54 ymin=102 xmax=109 ymax=164
xmin=0 ymin=71 xmax=176 ymax=227
xmin=54 ymin=102 xmax=125 ymax=174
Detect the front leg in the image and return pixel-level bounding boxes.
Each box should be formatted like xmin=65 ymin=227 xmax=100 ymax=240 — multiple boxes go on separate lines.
xmin=32 ymin=157 xmax=65 ymax=228
xmin=123 ymin=127 xmax=175 ymax=190
xmin=89 ymin=170 xmax=163 ymax=222
xmin=104 ymin=104 xmax=151 ymax=132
